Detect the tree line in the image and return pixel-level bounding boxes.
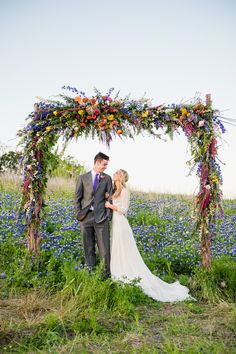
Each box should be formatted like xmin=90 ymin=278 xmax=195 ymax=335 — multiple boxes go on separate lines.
xmin=0 ymin=148 xmax=86 ymax=177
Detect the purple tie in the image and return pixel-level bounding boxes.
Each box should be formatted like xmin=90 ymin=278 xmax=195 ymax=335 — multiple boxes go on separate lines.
xmin=93 ymin=173 xmax=99 ymax=192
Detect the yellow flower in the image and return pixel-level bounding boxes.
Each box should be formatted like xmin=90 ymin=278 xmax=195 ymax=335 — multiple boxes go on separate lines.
xmin=53 ymin=111 xmax=58 ymax=116
xmin=180 ymin=108 xmax=188 ymax=116
xmin=211 ymin=176 xmax=218 ymax=183
xmin=46 ymin=126 xmax=52 ymax=132
xmin=107 ymin=114 xmax=114 ymax=121
xmin=78 ymin=110 xmax=84 ymax=115
xmin=142 ymin=111 xmax=148 ymax=118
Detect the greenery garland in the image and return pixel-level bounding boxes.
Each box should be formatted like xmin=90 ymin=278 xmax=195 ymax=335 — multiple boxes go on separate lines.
xmin=18 ymin=86 xmax=225 ymax=268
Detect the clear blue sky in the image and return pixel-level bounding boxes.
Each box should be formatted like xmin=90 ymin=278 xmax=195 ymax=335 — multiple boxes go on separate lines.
xmin=1 ymin=0 xmax=236 ymax=196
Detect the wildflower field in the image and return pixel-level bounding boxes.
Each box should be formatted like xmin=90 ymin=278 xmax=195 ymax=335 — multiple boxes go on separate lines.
xmin=0 ymin=183 xmax=236 ymax=353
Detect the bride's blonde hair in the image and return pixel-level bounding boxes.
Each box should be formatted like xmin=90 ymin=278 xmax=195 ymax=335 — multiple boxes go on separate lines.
xmin=112 ymin=169 xmax=129 ymax=199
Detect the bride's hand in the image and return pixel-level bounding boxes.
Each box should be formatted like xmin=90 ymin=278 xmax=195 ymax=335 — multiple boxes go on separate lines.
xmin=105 ymin=201 xmax=117 ymax=212
xmin=105 ymin=201 xmax=111 ymax=208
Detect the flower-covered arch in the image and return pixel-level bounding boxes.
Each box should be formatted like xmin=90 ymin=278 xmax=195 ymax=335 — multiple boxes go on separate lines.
xmin=18 ymin=86 xmax=226 ymax=269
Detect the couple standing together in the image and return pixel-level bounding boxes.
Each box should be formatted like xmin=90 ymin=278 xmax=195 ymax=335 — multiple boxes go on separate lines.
xmin=75 ymin=152 xmax=192 ymax=302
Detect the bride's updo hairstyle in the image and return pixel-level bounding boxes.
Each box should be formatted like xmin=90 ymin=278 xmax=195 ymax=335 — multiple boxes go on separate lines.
xmin=113 ymin=169 xmax=129 ymax=199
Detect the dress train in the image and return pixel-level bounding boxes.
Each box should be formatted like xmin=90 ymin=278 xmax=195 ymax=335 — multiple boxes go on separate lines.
xmin=110 ymin=188 xmax=193 ymax=302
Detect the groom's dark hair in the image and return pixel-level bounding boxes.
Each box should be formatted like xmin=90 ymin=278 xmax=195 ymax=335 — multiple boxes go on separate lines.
xmin=94 ymin=152 xmax=109 ymax=163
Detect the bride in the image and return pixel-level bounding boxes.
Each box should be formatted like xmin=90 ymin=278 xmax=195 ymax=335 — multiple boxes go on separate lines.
xmin=105 ymin=169 xmax=193 ymax=302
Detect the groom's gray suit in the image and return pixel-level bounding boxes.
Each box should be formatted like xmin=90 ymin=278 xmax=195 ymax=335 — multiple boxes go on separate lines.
xmin=75 ymin=171 xmax=113 ymax=276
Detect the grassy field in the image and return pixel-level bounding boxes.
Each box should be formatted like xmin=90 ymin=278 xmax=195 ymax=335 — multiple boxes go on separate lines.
xmin=0 ymin=176 xmax=236 ymax=353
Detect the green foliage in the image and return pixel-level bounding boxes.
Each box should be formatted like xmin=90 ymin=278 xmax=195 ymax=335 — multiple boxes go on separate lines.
xmin=0 ymin=150 xmax=22 ymax=174
xmin=51 ymin=154 xmax=86 ymax=178
xmin=211 ymin=257 xmax=236 ymax=300
xmin=130 ymin=210 xmax=169 ymax=228
xmin=191 ymin=257 xmax=236 ymax=303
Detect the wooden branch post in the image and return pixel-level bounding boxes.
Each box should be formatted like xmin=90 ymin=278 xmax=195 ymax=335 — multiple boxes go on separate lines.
xmin=200 ymin=218 xmax=212 ymax=270
xmin=27 ymin=103 xmax=41 ymax=253
xmin=200 ymin=93 xmax=212 ymax=270
xmin=28 ymin=222 xmax=41 ymax=252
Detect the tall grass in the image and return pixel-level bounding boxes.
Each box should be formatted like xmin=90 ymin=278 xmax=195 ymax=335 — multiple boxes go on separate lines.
xmin=0 ymin=173 xmax=76 ymax=196
xmin=0 ymin=264 xmax=154 ymax=351
xmin=191 ymin=257 xmax=236 ymax=303
xmin=0 ymin=173 xmax=21 ymax=193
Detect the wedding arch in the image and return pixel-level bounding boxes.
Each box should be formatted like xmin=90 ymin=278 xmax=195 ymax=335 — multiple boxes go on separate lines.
xmin=18 ymin=86 xmax=225 ymax=269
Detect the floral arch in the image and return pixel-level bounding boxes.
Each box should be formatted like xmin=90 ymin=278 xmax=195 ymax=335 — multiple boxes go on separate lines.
xmin=18 ymin=86 xmax=226 ymax=269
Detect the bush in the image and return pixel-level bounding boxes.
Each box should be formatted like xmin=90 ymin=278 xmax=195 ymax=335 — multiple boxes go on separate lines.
xmin=191 ymin=257 xmax=236 ymax=303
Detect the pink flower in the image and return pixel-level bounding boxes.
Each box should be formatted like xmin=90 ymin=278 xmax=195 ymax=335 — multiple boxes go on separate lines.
xmin=184 ymin=123 xmax=193 ymax=137
xmin=210 ymin=138 xmax=217 ymax=157
xmin=200 ymin=187 xmax=211 ymax=212
xmin=198 ymin=120 xmax=205 ymax=127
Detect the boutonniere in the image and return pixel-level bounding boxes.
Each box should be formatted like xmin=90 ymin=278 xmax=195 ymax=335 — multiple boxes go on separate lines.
xmin=99 ymin=173 xmax=105 ymax=181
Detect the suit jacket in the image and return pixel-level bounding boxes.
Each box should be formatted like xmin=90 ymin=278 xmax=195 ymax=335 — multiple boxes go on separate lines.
xmin=75 ymin=171 xmax=113 ymax=223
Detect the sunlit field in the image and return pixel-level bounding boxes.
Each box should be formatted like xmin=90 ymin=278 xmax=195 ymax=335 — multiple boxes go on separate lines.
xmin=0 ymin=176 xmax=236 ymax=353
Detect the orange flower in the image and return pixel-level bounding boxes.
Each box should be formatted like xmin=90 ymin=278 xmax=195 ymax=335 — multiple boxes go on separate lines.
xmin=74 ymin=96 xmax=82 ymax=103
xmin=90 ymin=98 xmax=96 ymax=104
xmin=80 ymin=122 xmax=86 ymax=127
xmin=86 ymin=115 xmax=93 ymax=120
xmin=98 ymin=121 xmax=107 ymax=127
xmin=109 ymin=108 xmax=118 ymax=113
xmin=82 ymin=97 xmax=88 ymax=103
xmin=117 ymin=129 xmax=123 ymax=135
xmin=110 ymin=120 xmax=118 ymax=127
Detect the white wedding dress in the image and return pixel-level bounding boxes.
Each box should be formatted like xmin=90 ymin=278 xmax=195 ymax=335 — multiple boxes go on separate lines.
xmin=110 ymin=187 xmax=192 ymax=302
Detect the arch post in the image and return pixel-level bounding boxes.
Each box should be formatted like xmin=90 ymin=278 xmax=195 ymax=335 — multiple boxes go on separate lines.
xmin=199 ymin=94 xmax=213 ymax=270
xmin=26 ymin=103 xmax=42 ymax=253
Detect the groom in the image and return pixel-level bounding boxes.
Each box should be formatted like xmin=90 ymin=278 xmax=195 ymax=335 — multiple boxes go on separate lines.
xmin=75 ymin=152 xmax=113 ymax=278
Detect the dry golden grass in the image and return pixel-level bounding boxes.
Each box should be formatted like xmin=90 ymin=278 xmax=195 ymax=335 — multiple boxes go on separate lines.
xmin=0 ymin=291 xmax=58 ymax=326
xmin=0 ymin=173 xmax=22 ymax=192
xmin=0 ymin=174 xmax=76 ymax=195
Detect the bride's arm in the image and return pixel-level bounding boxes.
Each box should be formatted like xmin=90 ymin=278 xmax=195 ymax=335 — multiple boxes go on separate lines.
xmin=117 ymin=188 xmax=130 ymax=215
xmin=105 ymin=188 xmax=130 ymax=215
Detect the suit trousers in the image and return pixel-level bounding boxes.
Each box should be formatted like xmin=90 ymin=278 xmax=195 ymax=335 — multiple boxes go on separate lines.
xmin=80 ymin=211 xmax=111 ymax=276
